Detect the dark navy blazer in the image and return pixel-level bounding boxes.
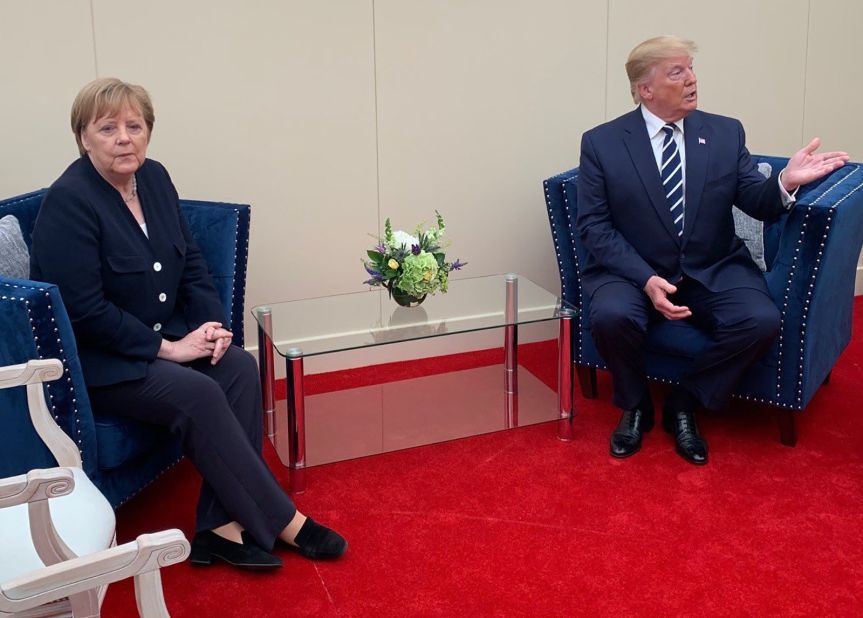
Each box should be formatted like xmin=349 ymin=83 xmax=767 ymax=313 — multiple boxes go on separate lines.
xmin=31 ymin=156 xmax=224 ymax=387
xmin=575 ymin=107 xmax=787 ymax=298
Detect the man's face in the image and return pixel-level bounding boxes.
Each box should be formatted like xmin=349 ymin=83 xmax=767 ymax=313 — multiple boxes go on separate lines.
xmin=638 ymin=55 xmax=697 ymax=122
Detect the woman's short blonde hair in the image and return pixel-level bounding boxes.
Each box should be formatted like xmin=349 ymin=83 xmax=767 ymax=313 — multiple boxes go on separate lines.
xmin=625 ymin=35 xmax=698 ymax=104
xmin=70 ymin=77 xmax=155 ymax=156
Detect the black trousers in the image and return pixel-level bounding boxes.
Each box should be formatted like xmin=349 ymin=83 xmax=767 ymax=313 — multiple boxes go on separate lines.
xmin=88 ymin=345 xmax=296 ymax=549
xmin=588 ymin=278 xmax=781 ymax=412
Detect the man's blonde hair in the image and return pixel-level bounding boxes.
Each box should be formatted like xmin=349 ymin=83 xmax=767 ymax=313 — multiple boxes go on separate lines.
xmin=71 ymin=77 xmax=154 ymax=156
xmin=625 ymin=35 xmax=698 ymax=104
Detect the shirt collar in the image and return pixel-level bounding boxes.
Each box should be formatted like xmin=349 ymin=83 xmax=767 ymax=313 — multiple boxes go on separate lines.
xmin=640 ymin=105 xmax=685 ymax=139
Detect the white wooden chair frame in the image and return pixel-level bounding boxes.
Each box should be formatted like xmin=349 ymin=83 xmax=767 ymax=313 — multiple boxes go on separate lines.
xmin=0 ymin=360 xmax=189 ymax=618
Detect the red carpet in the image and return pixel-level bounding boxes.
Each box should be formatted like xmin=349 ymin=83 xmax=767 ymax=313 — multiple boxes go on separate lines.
xmin=103 ymin=300 xmax=863 ymax=617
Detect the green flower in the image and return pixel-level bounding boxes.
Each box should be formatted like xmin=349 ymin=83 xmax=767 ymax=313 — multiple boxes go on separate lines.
xmin=396 ymin=252 xmax=439 ymax=296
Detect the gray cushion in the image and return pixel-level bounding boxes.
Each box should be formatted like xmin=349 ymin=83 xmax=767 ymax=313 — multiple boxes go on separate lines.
xmin=0 ymin=215 xmax=30 ymax=279
xmin=731 ymin=162 xmax=772 ymax=272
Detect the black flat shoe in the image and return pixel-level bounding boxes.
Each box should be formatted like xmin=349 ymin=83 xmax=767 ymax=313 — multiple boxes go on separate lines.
xmin=284 ymin=518 xmax=347 ymax=560
xmin=190 ymin=530 xmax=282 ymax=570
xmin=610 ymin=406 xmax=655 ymax=458
xmin=663 ymin=410 xmax=708 ymax=465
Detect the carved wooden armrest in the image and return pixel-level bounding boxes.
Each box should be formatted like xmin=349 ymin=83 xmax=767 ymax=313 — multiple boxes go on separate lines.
xmin=0 ymin=359 xmax=81 ymax=469
xmin=0 ymin=468 xmax=74 ymax=509
xmin=0 ymin=359 xmax=63 ymax=390
xmin=0 ymin=529 xmax=189 ymax=617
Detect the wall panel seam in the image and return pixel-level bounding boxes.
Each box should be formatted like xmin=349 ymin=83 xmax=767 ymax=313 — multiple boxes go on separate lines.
xmin=604 ymin=0 xmax=611 ymax=120
xmin=801 ymin=0 xmax=812 ymax=148
xmin=88 ymin=0 xmax=99 ymax=76
xmin=372 ymin=0 xmax=382 ymax=238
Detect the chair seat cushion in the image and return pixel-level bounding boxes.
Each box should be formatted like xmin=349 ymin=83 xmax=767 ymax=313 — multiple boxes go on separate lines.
xmin=94 ymin=413 xmax=170 ymax=471
xmin=0 ymin=467 xmax=115 ymax=582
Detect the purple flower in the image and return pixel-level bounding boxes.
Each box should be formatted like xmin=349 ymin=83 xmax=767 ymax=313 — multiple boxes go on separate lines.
xmin=373 ymin=243 xmax=387 ymax=254
xmin=364 ymin=263 xmax=382 ymax=278
xmin=450 ymin=259 xmax=467 ymax=271
xmin=411 ymin=244 xmax=421 ymax=255
xmin=364 ymin=277 xmax=383 ymax=286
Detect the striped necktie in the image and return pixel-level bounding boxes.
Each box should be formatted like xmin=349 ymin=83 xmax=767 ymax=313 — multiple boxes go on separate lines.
xmin=660 ymin=123 xmax=684 ymax=237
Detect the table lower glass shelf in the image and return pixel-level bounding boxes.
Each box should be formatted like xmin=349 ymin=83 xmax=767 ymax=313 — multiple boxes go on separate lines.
xmin=271 ymin=363 xmax=559 ymax=468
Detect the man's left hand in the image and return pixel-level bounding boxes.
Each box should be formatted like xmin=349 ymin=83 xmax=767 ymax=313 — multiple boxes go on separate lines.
xmin=781 ymin=137 xmax=849 ymax=192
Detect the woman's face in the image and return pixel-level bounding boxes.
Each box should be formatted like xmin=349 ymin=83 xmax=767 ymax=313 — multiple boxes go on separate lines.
xmin=80 ymin=103 xmax=149 ymax=183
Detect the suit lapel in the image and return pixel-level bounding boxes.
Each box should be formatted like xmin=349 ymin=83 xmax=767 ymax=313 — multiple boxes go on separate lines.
xmin=682 ymin=112 xmax=708 ymax=245
xmin=622 ymin=108 xmax=680 ymax=243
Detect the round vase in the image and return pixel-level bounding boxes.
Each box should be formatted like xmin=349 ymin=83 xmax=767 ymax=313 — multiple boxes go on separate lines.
xmin=391 ymin=289 xmax=427 ymax=308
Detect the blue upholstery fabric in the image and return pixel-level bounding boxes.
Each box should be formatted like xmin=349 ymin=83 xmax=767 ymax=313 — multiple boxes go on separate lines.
xmin=0 ymin=189 xmax=250 ymax=507
xmin=544 ymin=157 xmax=863 ymax=413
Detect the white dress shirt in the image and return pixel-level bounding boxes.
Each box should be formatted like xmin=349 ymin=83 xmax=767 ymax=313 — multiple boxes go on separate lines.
xmin=639 ymin=105 xmax=796 ymax=209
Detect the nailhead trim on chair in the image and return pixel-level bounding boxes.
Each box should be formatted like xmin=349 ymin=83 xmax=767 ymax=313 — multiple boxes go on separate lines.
xmin=228 ymin=209 xmax=238 ymax=323
xmin=0 ymin=194 xmax=39 ymax=208
xmin=229 ymin=206 xmax=250 ymax=348
xmin=775 ymin=210 xmax=807 ymax=403
xmin=544 ymin=174 xmax=585 ymax=362
xmin=114 ymin=456 xmax=183 ymax=508
xmin=809 ymin=165 xmax=861 ymax=206
xmin=1 ymin=284 xmax=86 ymax=460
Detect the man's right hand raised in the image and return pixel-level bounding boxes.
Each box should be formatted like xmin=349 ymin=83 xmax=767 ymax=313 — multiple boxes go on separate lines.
xmin=643 ymin=275 xmax=692 ymax=320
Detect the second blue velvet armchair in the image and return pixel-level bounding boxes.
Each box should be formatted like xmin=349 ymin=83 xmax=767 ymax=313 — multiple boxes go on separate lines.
xmin=544 ymin=157 xmax=863 ymax=445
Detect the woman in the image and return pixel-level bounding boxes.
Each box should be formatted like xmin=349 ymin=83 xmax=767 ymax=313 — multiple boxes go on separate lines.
xmin=31 ymin=77 xmax=346 ymax=569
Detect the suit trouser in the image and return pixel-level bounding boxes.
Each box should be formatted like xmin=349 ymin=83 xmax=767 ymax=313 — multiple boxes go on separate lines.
xmin=588 ymin=278 xmax=781 ymax=412
xmin=88 ymin=345 xmax=296 ymax=550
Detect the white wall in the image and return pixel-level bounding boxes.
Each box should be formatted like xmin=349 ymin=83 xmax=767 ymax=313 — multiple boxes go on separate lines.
xmin=1 ymin=0 xmax=860 ymax=370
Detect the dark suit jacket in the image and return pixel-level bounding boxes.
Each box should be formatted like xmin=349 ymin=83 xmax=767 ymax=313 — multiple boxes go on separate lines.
xmin=575 ymin=107 xmax=787 ymax=298
xmin=31 ymin=156 xmax=225 ymax=387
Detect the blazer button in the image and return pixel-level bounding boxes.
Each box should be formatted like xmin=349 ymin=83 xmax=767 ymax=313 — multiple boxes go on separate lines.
xmin=153 ymin=262 xmax=162 ymax=272
xmin=153 ymin=323 xmax=162 ymax=332
xmin=158 ymin=293 xmax=167 ymax=302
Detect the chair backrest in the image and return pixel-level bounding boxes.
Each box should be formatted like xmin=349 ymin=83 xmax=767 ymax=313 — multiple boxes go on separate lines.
xmin=0 ymin=189 xmax=250 ymax=346
xmin=0 ymin=190 xmax=44 ymax=249
xmin=179 ymin=200 xmax=250 ymax=347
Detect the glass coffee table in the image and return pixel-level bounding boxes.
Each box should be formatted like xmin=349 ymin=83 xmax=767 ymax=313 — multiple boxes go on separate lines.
xmin=253 ymin=274 xmax=577 ymax=492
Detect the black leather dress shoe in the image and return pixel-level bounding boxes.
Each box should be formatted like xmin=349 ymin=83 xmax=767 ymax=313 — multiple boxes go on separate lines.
xmin=662 ymin=410 xmax=708 ymax=465
xmin=610 ymin=407 xmax=655 ymax=458
xmin=190 ymin=530 xmax=282 ymax=569
xmin=282 ymin=517 xmax=348 ymax=560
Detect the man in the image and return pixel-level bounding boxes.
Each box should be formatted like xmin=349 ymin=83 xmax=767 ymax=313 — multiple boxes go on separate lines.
xmin=576 ymin=35 xmax=848 ymax=464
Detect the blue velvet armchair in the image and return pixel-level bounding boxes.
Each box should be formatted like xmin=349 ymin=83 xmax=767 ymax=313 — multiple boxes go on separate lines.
xmin=0 ymin=189 xmax=250 ymax=507
xmin=544 ymin=157 xmax=863 ymax=445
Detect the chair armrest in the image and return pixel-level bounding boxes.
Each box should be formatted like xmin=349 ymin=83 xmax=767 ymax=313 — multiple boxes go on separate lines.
xmin=543 ymin=168 xmax=582 ymax=307
xmin=0 ymin=277 xmax=98 ymax=477
xmin=0 ymin=359 xmax=63 ymax=390
xmin=0 ymin=359 xmax=81 ymax=469
xmin=0 ymin=468 xmax=74 ymax=509
xmin=764 ymin=163 xmax=863 ymax=407
xmin=0 ymin=529 xmax=189 ymax=615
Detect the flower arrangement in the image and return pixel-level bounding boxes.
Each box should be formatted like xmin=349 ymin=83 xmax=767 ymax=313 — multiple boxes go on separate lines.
xmin=363 ymin=211 xmax=466 ymax=306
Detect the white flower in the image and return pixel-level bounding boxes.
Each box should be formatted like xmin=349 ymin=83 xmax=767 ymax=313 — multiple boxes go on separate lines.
xmin=391 ymin=230 xmax=419 ymax=250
